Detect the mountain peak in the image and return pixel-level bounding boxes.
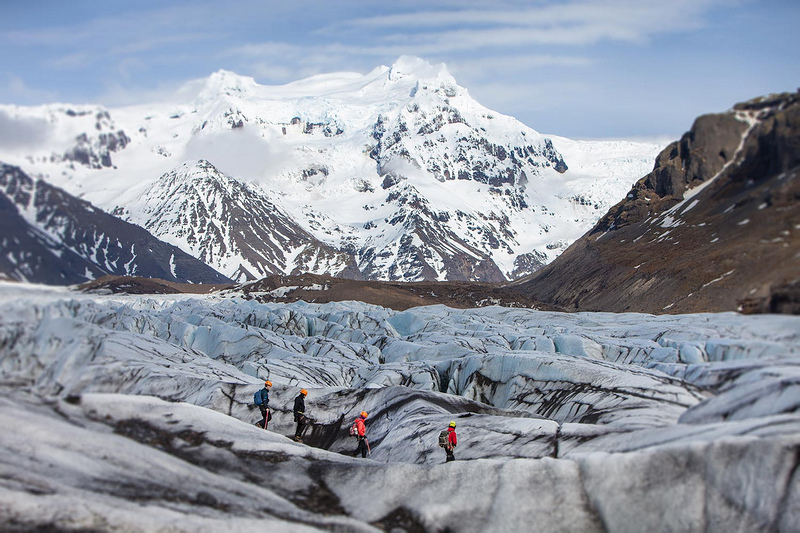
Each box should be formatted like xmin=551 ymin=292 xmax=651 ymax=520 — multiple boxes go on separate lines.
xmin=197 ymin=70 xmax=258 ymax=101
xmin=385 ymin=56 xmax=463 ymax=102
xmin=387 ymin=56 xmax=448 ymax=82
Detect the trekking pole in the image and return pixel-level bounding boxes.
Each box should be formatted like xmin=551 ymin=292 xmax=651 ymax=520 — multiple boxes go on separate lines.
xmin=263 ymin=408 xmax=269 ymax=430
xmin=366 ymin=438 xmax=371 ymax=456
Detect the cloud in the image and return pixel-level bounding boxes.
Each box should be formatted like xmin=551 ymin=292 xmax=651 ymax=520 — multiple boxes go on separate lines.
xmin=215 ymin=0 xmax=726 ymax=87
xmin=5 ymin=4 xmax=223 ymax=74
xmin=338 ymin=0 xmax=723 ymax=48
xmin=0 ymin=109 xmax=50 ymax=149
xmin=218 ymin=42 xmax=392 ymax=84
xmin=0 ymin=0 xmax=761 ymax=140
xmin=448 ymin=54 xmax=593 ymax=91
xmin=183 ymin=126 xmax=289 ymax=182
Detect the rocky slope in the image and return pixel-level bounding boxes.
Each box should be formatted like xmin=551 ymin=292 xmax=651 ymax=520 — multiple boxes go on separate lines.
xmin=511 ymin=91 xmax=800 ymax=314
xmin=0 ymin=163 xmax=231 ymax=285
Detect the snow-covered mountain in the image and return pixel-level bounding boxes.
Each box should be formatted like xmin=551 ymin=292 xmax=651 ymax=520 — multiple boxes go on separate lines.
xmin=1 ymin=282 xmax=798 ymax=530
xmin=0 ymin=163 xmax=231 ymax=285
xmin=0 ymin=57 xmax=662 ymax=282
xmin=116 ymin=159 xmax=360 ymax=282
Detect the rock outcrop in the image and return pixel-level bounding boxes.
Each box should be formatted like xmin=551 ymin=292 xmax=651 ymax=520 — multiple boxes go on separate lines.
xmin=510 ymin=91 xmax=800 ymax=314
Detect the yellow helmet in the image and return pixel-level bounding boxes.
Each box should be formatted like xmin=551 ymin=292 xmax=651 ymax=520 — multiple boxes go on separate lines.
xmin=264 ymin=380 xmax=272 ymax=387
xmin=449 ymin=421 xmax=456 ymax=428
xmin=360 ymin=411 xmax=368 ymax=418
xmin=300 ymin=389 xmax=308 ymax=396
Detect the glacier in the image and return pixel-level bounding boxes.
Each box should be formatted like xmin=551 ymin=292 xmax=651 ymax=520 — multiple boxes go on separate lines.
xmin=1 ymin=281 xmax=798 ymax=531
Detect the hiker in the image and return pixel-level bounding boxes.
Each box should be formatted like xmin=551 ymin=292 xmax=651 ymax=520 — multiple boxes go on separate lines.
xmin=443 ymin=421 xmax=457 ymax=462
xmin=352 ymin=411 xmax=369 ymax=458
xmin=254 ymin=380 xmax=272 ymax=429
xmin=293 ymin=389 xmax=308 ymax=442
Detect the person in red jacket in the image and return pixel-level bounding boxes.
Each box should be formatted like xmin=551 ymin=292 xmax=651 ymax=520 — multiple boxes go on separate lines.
xmin=445 ymin=421 xmax=457 ymax=462
xmin=353 ymin=411 xmax=369 ymax=458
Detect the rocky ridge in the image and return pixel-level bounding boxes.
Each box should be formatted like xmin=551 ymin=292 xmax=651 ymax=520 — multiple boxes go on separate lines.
xmin=0 ymin=163 xmax=231 ymax=285
xmin=511 ymin=91 xmax=800 ymax=314
xmin=114 ymin=159 xmax=360 ymax=282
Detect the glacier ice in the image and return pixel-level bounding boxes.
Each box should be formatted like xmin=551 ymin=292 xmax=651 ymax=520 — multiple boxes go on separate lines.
xmin=0 ymin=281 xmax=798 ymax=531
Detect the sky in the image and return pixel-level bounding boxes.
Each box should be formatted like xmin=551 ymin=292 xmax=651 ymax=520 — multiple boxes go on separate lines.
xmin=0 ymin=0 xmax=798 ymax=140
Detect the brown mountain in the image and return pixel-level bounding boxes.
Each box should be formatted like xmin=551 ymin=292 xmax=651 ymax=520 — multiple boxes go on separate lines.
xmin=509 ymin=91 xmax=800 ymax=314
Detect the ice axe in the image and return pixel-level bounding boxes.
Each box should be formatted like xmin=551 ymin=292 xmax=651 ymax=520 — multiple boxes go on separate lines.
xmin=366 ymin=437 xmax=371 ymax=456
xmin=263 ymin=408 xmax=270 ymax=430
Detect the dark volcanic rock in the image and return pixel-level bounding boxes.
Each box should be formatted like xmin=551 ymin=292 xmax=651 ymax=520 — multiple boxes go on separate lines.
xmin=595 ymin=113 xmax=749 ymax=233
xmin=361 ymin=184 xmax=507 ymax=282
xmin=510 ymin=91 xmax=800 ymax=314
xmin=61 ymin=130 xmax=130 ymax=169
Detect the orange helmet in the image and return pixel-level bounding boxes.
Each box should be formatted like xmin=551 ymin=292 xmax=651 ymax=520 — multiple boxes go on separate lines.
xmin=360 ymin=411 xmax=368 ymax=418
xmin=300 ymin=389 xmax=308 ymax=396
xmin=264 ymin=380 xmax=272 ymax=387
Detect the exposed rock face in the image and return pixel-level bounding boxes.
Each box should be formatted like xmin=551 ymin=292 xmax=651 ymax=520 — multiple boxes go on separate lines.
xmin=357 ymin=184 xmax=506 ymax=282
xmin=60 ymin=130 xmax=130 ymax=169
xmin=53 ymin=110 xmax=131 ymax=169
xmin=370 ymin=106 xmax=568 ymax=187
xmin=511 ymin=91 xmax=800 ymax=314
xmin=0 ymin=163 xmax=232 ymax=285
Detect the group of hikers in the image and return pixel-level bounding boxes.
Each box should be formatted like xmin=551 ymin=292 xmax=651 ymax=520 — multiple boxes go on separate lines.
xmin=253 ymin=380 xmax=458 ymax=461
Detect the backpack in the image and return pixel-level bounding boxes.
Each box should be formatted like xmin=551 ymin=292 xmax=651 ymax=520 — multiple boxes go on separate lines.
xmin=253 ymin=390 xmax=263 ymax=406
xmin=438 ymin=430 xmax=449 ymax=448
xmin=349 ymin=420 xmax=359 ymax=437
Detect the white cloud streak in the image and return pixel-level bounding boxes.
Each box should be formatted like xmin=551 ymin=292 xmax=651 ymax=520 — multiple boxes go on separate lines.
xmin=339 ymin=0 xmax=723 ymax=47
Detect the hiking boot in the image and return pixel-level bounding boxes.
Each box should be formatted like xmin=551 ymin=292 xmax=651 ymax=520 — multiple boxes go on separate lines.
xmin=294 ymin=436 xmax=303 ymax=442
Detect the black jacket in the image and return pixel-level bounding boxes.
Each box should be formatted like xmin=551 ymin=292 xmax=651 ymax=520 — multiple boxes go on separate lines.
xmin=293 ymin=394 xmax=305 ymax=421
xmin=258 ymin=388 xmax=270 ymax=407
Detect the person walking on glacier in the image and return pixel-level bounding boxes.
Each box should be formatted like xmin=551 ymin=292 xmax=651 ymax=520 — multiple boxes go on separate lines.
xmin=352 ymin=411 xmax=369 ymax=458
xmin=293 ymin=389 xmax=309 ymax=442
xmin=439 ymin=421 xmax=457 ymax=462
xmin=254 ymin=380 xmax=272 ymax=429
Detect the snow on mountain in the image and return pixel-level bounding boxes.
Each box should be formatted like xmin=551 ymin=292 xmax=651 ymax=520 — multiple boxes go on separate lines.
xmin=1 ymin=282 xmax=798 ymax=530
xmin=114 ymin=159 xmax=359 ymax=282
xmin=0 ymin=163 xmax=231 ymax=285
xmin=0 ymin=57 xmax=663 ymax=282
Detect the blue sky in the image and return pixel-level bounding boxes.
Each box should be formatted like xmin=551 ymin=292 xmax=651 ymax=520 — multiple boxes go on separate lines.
xmin=1 ymin=0 xmax=798 ymax=140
